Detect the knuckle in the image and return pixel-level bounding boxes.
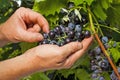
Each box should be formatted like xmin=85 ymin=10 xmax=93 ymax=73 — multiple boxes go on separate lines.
xmin=16 ymin=7 xmax=26 ymax=13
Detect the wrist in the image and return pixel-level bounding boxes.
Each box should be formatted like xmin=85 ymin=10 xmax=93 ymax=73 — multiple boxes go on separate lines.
xmin=0 ymin=24 xmax=10 ymax=47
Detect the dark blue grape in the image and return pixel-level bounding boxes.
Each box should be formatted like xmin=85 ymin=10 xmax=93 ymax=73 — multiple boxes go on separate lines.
xmin=104 ymin=43 xmax=110 ymax=50
xmin=59 ymin=25 xmax=65 ymax=32
xmin=94 ymin=47 xmax=101 ymax=55
xmin=113 ymin=41 xmax=117 ymax=48
xmin=90 ymin=59 xmax=97 ymax=66
xmin=65 ymin=38 xmax=72 ymax=44
xmin=74 ymin=16 xmax=80 ymax=24
xmin=98 ymin=59 xmax=109 ymax=69
xmin=41 ymin=39 xmax=49 ymax=44
xmin=43 ymin=33 xmax=48 ymax=39
xmin=54 ymin=26 xmax=62 ymax=35
xmin=84 ymin=30 xmax=91 ymax=38
xmin=80 ymin=15 xmax=88 ymax=24
xmin=68 ymin=31 xmax=75 ymax=38
xmin=101 ymin=36 xmax=108 ymax=44
xmin=95 ymin=55 xmax=102 ymax=61
xmin=68 ymin=2 xmax=75 ymax=9
xmin=75 ymin=32 xmax=82 ymax=39
xmin=75 ymin=24 xmax=82 ymax=32
xmin=91 ymin=65 xmax=99 ymax=71
xmin=49 ymin=40 xmax=58 ymax=45
xmin=99 ymin=76 xmax=105 ymax=80
xmin=94 ymin=69 xmax=102 ymax=74
xmin=110 ymin=72 xmax=118 ymax=80
xmin=91 ymin=73 xmax=99 ymax=79
xmin=68 ymin=22 xmax=75 ymax=30
xmin=64 ymin=27 xmax=70 ymax=34
xmin=49 ymin=31 xmax=55 ymax=39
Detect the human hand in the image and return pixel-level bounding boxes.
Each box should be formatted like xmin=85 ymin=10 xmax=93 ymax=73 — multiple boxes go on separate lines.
xmin=0 ymin=7 xmax=49 ymax=43
xmin=25 ymin=36 xmax=93 ymax=71
xmin=0 ymin=36 xmax=93 ymax=80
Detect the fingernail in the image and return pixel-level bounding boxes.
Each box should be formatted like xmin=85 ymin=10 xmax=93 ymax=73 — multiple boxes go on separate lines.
xmin=38 ymin=34 xmax=43 ymax=41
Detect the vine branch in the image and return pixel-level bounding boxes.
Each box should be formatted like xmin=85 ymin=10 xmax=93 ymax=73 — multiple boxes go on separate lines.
xmin=88 ymin=8 xmax=120 ymax=79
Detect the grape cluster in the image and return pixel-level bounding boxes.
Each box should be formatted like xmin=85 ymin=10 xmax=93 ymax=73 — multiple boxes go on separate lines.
xmin=88 ymin=36 xmax=120 ymax=80
xmin=88 ymin=36 xmax=111 ymax=80
xmin=110 ymin=67 xmax=120 ymax=80
xmin=39 ymin=2 xmax=91 ymax=46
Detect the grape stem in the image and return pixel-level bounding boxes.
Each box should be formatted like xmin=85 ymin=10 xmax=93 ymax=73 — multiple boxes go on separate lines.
xmin=88 ymin=8 xmax=120 ymax=79
xmin=96 ymin=24 xmax=120 ymax=34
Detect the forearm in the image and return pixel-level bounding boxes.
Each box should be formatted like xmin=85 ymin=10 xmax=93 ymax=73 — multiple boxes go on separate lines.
xmin=0 ymin=50 xmax=41 ymax=80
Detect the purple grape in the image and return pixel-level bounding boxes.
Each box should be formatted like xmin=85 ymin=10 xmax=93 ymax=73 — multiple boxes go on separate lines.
xmin=68 ymin=22 xmax=75 ymax=30
xmin=68 ymin=30 xmax=75 ymax=38
xmin=75 ymin=24 xmax=82 ymax=32
xmin=91 ymin=73 xmax=99 ymax=79
xmin=94 ymin=47 xmax=101 ymax=55
xmin=99 ymin=76 xmax=105 ymax=80
xmin=41 ymin=39 xmax=49 ymax=44
xmin=84 ymin=30 xmax=91 ymax=38
xmin=43 ymin=33 xmax=48 ymax=39
xmin=65 ymin=38 xmax=72 ymax=44
xmin=101 ymin=36 xmax=108 ymax=44
xmin=68 ymin=2 xmax=75 ymax=9
xmin=49 ymin=31 xmax=55 ymax=39
xmin=74 ymin=16 xmax=80 ymax=24
xmin=91 ymin=65 xmax=99 ymax=71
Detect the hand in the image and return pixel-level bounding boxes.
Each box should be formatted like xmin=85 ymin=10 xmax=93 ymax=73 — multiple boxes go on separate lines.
xmin=26 ymin=36 xmax=93 ymax=71
xmin=0 ymin=36 xmax=93 ymax=80
xmin=0 ymin=7 xmax=49 ymax=43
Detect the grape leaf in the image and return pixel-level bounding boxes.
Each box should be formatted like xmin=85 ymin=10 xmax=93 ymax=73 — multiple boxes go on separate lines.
xmin=69 ymin=0 xmax=83 ymax=6
xmin=69 ymin=0 xmax=94 ymax=6
xmin=75 ymin=69 xmax=92 ymax=80
xmin=106 ymin=2 xmax=120 ymax=30
xmin=58 ymin=69 xmax=75 ymax=78
xmin=92 ymin=1 xmax=107 ymax=21
xmin=22 ymin=72 xmax=50 ymax=80
xmin=109 ymin=42 xmax=120 ymax=63
xmin=100 ymin=0 xmax=111 ymax=10
xmin=84 ymin=0 xmax=94 ymax=5
xmin=33 ymin=0 xmax=68 ymax=16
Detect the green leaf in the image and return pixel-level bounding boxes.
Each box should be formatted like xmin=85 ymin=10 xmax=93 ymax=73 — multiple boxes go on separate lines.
xmin=22 ymin=72 xmax=50 ymax=80
xmin=109 ymin=41 xmax=120 ymax=62
xmin=84 ymin=0 xmax=94 ymax=5
xmin=58 ymin=69 xmax=75 ymax=78
xmin=92 ymin=2 xmax=107 ymax=20
xmin=100 ymin=0 xmax=110 ymax=10
xmin=106 ymin=3 xmax=120 ymax=30
xmin=33 ymin=0 xmax=68 ymax=16
xmin=69 ymin=0 xmax=83 ymax=6
xmin=75 ymin=69 xmax=92 ymax=80
xmin=19 ymin=42 xmax=37 ymax=53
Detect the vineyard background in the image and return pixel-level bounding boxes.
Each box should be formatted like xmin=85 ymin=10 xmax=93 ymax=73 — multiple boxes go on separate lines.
xmin=0 ymin=0 xmax=120 ymax=80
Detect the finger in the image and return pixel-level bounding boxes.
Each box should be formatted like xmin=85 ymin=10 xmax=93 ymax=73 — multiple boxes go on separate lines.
xmin=19 ymin=29 xmax=43 ymax=42
xmin=60 ymin=42 xmax=83 ymax=59
xmin=27 ymin=24 xmax=41 ymax=32
xmin=64 ymin=36 xmax=93 ymax=65
xmin=18 ymin=7 xmax=49 ymax=33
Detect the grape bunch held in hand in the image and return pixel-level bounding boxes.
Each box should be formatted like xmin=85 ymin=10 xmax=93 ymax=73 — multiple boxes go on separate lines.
xmin=39 ymin=3 xmax=91 ymax=46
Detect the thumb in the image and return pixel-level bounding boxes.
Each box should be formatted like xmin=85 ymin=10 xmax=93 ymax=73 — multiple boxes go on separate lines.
xmin=60 ymin=42 xmax=83 ymax=58
xmin=20 ymin=30 xmax=43 ymax=42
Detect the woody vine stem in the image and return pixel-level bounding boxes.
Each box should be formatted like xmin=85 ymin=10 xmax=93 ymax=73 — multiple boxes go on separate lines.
xmin=88 ymin=7 xmax=120 ymax=79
